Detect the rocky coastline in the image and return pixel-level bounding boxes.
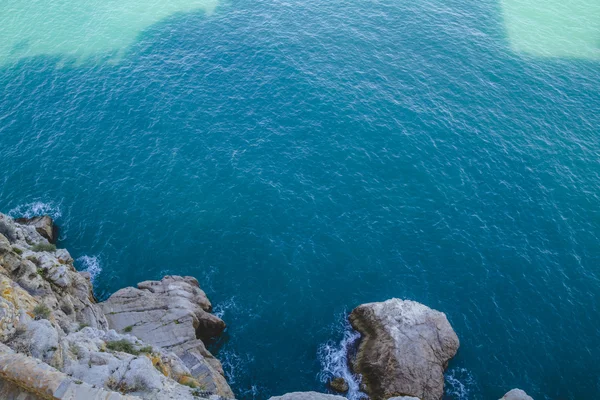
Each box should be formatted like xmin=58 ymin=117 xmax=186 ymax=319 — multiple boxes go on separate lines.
xmin=0 ymin=212 xmax=532 ymax=400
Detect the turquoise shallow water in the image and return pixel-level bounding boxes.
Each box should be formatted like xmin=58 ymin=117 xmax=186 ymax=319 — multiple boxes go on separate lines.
xmin=1 ymin=0 xmax=599 ymax=399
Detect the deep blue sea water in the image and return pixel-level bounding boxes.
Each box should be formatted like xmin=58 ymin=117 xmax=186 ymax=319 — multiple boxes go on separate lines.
xmin=1 ymin=0 xmax=599 ymax=399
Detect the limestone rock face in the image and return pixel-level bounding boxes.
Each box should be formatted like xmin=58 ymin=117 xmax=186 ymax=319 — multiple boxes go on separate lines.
xmin=0 ymin=213 xmax=232 ymax=400
xmin=61 ymin=327 xmax=204 ymax=398
xmin=100 ymin=275 xmax=233 ymax=398
xmin=269 ymin=392 xmax=347 ymax=400
xmin=349 ymin=299 xmax=459 ymax=400
xmin=0 ymin=342 xmax=139 ymax=400
xmin=14 ymin=216 xmax=58 ymax=244
xmin=500 ymin=389 xmax=534 ymax=400
xmin=0 ymin=214 xmax=108 ymax=338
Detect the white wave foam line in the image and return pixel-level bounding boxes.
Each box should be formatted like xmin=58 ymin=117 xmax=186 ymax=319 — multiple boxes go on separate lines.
xmin=213 ymin=297 xmax=237 ymax=319
xmin=220 ymin=350 xmax=254 ymax=385
xmin=445 ymin=367 xmax=476 ymax=400
xmin=77 ymin=255 xmax=102 ymax=284
xmin=8 ymin=201 xmax=62 ymax=220
xmin=238 ymin=384 xmax=262 ymax=400
xmin=318 ymin=322 xmax=367 ymax=400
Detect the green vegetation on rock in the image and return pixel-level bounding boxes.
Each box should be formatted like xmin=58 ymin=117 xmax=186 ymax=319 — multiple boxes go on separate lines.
xmin=31 ymin=243 xmax=57 ymax=252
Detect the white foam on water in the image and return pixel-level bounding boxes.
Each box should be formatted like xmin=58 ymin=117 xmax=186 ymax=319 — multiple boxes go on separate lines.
xmin=220 ymin=349 xmax=254 ymax=385
xmin=200 ymin=265 xmax=219 ymax=293
xmin=76 ymin=255 xmax=102 ymax=284
xmin=238 ymin=384 xmax=263 ymax=400
xmin=213 ymin=296 xmax=237 ymax=319
xmin=445 ymin=367 xmax=476 ymax=400
xmin=0 ymin=0 xmax=220 ymax=65
xmin=8 ymin=201 xmax=62 ymax=220
xmin=317 ymin=319 xmax=367 ymax=400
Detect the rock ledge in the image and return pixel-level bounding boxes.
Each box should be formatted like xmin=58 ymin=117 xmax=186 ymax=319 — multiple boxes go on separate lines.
xmin=349 ymin=298 xmax=460 ymax=400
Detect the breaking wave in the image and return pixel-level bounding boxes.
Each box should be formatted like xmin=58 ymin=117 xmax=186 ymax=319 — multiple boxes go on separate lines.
xmin=76 ymin=255 xmax=102 ymax=284
xmin=9 ymin=201 xmax=62 ymax=220
xmin=221 ymin=349 xmax=254 ymax=385
xmin=318 ymin=319 xmax=367 ymax=400
xmin=445 ymin=367 xmax=477 ymax=400
xmin=214 ymin=296 xmax=238 ymax=319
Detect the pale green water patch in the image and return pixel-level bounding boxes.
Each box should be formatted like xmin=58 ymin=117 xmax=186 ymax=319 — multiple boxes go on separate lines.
xmin=0 ymin=0 xmax=219 ymax=65
xmin=501 ymin=0 xmax=600 ymax=59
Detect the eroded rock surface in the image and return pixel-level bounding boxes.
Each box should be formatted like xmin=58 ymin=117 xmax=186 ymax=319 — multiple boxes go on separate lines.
xmin=500 ymin=389 xmax=534 ymax=400
xmin=0 ymin=213 xmax=233 ymax=400
xmin=14 ymin=216 xmax=58 ymax=244
xmin=269 ymin=392 xmax=347 ymax=400
xmin=100 ymin=275 xmax=233 ymax=398
xmin=349 ymin=298 xmax=459 ymax=400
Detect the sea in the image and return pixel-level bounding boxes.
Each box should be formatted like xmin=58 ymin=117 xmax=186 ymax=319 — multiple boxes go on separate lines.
xmin=0 ymin=0 xmax=599 ymax=399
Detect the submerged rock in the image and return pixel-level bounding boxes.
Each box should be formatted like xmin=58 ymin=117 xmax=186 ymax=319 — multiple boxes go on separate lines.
xmin=14 ymin=215 xmax=58 ymax=244
xmin=500 ymin=389 xmax=534 ymax=400
xmin=328 ymin=377 xmax=349 ymax=393
xmin=269 ymin=392 xmax=347 ymax=400
xmin=349 ymin=298 xmax=459 ymax=400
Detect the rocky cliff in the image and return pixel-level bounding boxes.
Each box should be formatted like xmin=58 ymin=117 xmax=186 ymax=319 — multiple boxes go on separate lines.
xmin=348 ymin=299 xmax=460 ymax=400
xmin=0 ymin=213 xmax=233 ymax=399
xmin=0 ymin=212 xmax=535 ymax=400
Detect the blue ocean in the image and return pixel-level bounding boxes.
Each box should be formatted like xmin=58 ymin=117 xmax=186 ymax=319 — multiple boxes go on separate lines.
xmin=1 ymin=0 xmax=599 ymax=398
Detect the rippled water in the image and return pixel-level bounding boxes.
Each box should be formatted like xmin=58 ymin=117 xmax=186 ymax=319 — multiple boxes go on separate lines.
xmin=1 ymin=0 xmax=599 ymax=399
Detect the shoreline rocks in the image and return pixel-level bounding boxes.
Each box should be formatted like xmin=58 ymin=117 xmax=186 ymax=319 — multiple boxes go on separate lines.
xmin=0 ymin=213 xmax=233 ymax=399
xmin=14 ymin=216 xmax=58 ymax=244
xmin=100 ymin=276 xmax=233 ymax=398
xmin=501 ymin=389 xmax=534 ymax=400
xmin=349 ymin=298 xmax=460 ymax=400
xmin=0 ymin=211 xmax=537 ymax=400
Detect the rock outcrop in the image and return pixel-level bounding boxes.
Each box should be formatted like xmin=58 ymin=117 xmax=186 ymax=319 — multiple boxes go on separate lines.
xmin=100 ymin=276 xmax=233 ymax=398
xmin=14 ymin=216 xmax=59 ymax=244
xmin=0 ymin=213 xmax=233 ymax=400
xmin=349 ymin=298 xmax=459 ymax=400
xmin=0 ymin=342 xmax=138 ymax=400
xmin=500 ymin=389 xmax=534 ymax=400
xmin=0 ymin=211 xmax=540 ymax=400
xmin=269 ymin=392 xmax=347 ymax=400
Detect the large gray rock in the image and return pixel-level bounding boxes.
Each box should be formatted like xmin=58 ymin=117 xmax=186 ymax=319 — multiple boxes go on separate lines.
xmin=100 ymin=276 xmax=233 ymax=398
xmin=23 ymin=319 xmax=62 ymax=367
xmin=500 ymin=389 xmax=534 ymax=400
xmin=0 ymin=342 xmax=139 ymax=400
xmin=100 ymin=276 xmax=224 ymax=344
xmin=269 ymin=392 xmax=347 ymax=400
xmin=61 ymin=327 xmax=200 ymax=397
xmin=0 ymin=213 xmax=225 ymax=400
xmin=349 ymin=299 xmax=459 ymax=400
xmin=14 ymin=216 xmax=58 ymax=244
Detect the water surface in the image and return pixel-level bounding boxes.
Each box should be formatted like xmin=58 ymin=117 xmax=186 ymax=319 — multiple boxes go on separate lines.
xmin=0 ymin=0 xmax=599 ymax=399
